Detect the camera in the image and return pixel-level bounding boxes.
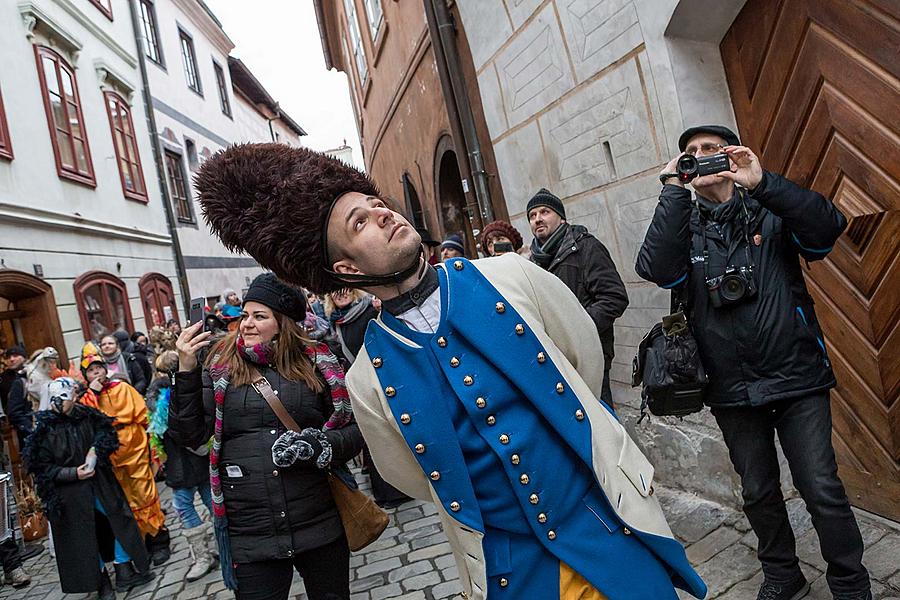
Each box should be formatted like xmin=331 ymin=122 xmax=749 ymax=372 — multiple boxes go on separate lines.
xmin=706 ymin=266 xmax=757 ymax=307
xmin=677 ymin=153 xmax=731 ymax=183
xmin=492 ymin=241 xmax=514 ymax=255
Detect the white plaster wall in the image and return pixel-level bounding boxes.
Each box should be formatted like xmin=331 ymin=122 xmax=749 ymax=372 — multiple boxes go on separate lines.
xmin=0 ymin=0 xmax=181 ymax=359
xmin=456 ymin=0 xmax=750 ymax=505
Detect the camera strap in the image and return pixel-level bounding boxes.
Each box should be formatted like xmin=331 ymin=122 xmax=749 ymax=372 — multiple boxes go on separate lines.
xmin=698 ymin=189 xmax=756 ymax=284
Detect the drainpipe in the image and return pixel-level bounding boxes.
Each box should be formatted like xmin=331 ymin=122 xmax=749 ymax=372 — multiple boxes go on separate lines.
xmin=425 ymin=0 xmax=494 ymax=223
xmin=128 ymin=0 xmax=191 ymax=313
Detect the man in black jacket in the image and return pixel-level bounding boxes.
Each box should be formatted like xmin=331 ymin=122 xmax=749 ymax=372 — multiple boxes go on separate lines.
xmin=0 ymin=345 xmax=33 ymax=449
xmin=528 ymin=188 xmax=629 ymax=406
xmin=636 ymin=125 xmax=870 ymax=600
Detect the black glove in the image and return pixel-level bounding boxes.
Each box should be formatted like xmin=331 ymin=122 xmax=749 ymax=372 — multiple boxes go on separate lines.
xmin=271 ymin=428 xmax=333 ymax=468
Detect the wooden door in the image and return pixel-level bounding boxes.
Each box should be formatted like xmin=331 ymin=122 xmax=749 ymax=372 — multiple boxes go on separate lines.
xmin=721 ymin=0 xmax=899 ymax=519
xmin=139 ymin=273 xmax=179 ymax=329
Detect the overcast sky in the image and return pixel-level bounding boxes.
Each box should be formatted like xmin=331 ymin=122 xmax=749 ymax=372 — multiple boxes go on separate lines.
xmin=204 ymin=0 xmax=363 ymax=167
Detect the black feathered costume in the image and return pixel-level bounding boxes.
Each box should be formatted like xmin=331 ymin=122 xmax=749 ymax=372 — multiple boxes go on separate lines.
xmin=24 ymin=405 xmax=150 ymax=593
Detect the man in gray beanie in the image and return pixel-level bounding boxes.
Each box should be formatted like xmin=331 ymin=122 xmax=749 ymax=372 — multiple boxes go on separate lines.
xmin=527 ymin=188 xmax=628 ymax=407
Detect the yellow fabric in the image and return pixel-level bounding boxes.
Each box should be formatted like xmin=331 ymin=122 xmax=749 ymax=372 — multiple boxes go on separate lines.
xmin=93 ymin=382 xmax=165 ymax=538
xmin=560 ymin=562 xmax=607 ymax=600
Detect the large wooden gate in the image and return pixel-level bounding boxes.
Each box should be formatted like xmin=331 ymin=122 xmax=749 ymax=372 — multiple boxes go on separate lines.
xmin=721 ymin=0 xmax=899 ymax=520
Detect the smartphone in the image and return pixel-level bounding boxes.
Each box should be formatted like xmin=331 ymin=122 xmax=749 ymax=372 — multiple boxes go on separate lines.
xmin=492 ymin=242 xmax=514 ymax=255
xmin=189 ymin=297 xmax=206 ymax=328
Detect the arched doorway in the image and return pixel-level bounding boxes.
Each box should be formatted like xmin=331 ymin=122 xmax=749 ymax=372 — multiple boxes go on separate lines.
xmin=139 ymin=273 xmax=180 ymax=329
xmin=0 ymin=270 xmax=67 ymax=364
xmin=434 ymin=135 xmax=475 ymax=255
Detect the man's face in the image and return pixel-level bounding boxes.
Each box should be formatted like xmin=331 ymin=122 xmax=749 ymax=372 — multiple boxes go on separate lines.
xmin=99 ymin=337 xmax=118 ymax=356
xmin=328 ymin=192 xmax=421 ymax=279
xmin=684 ymin=133 xmax=730 ymax=190
xmin=440 ymin=247 xmax=464 ymax=261
xmin=5 ymin=354 xmax=24 ymax=370
xmin=528 ymin=206 xmax=564 ymax=243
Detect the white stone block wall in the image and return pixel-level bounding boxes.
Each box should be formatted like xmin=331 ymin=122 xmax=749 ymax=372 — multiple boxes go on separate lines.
xmin=457 ymin=0 xmax=752 ymax=506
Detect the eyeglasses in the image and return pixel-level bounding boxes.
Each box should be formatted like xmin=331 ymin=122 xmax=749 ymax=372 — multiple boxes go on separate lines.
xmin=685 ymin=142 xmax=724 ymax=157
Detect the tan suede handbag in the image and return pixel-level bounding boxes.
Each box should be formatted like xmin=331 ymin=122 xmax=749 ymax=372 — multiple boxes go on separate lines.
xmin=250 ymin=372 xmax=389 ymax=551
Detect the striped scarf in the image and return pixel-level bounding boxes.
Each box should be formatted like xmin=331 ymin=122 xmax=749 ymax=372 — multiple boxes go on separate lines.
xmin=208 ymin=336 xmax=352 ymax=590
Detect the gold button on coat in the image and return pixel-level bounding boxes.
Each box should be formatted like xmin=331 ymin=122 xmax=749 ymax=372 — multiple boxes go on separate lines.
xmin=575 ymin=409 xmax=585 ymax=421
xmin=415 ymin=444 xmax=425 ymax=454
xmin=499 ymin=434 xmax=510 ymax=444
xmin=400 ymin=413 xmax=411 ymax=425
xmin=529 ymin=494 xmax=539 ymax=505
xmin=499 ymin=578 xmax=508 ymax=587
xmin=454 ymin=260 xmax=464 ymax=270
xmin=385 ymin=386 xmax=396 ymax=397
xmin=437 ymin=337 xmax=447 ymax=347
xmin=372 ymin=357 xmax=383 ymax=368
xmin=450 ymin=501 xmax=460 ymax=512
xmin=510 ymin=454 xmax=520 ymax=465
xmin=515 ymin=324 xmax=525 ymax=335
xmin=476 ymin=397 xmax=487 ymax=409
xmin=519 ymin=474 xmax=529 ymax=485
xmin=430 ymin=471 xmax=441 ymax=481
xmin=623 ymin=527 xmax=632 ymax=535
xmin=450 ymin=357 xmax=460 ymax=367
xmin=495 ymin=302 xmax=505 ymax=313
xmin=463 ymin=375 xmax=474 ymax=386
xmin=547 ymin=530 xmax=557 ymax=540
xmin=537 ymin=513 xmax=547 ymax=524
xmin=556 ymin=382 xmax=565 ymax=394
xmin=536 ymin=352 xmax=546 ymax=363
xmin=486 ymin=415 xmax=496 ymax=426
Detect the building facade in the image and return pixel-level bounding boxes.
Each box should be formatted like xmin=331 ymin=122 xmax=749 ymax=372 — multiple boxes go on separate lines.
xmin=138 ymin=0 xmax=304 ymax=307
xmin=0 ymin=0 xmax=181 ymax=361
xmin=315 ymin=0 xmax=506 ymax=255
xmin=455 ymin=0 xmax=899 ymax=521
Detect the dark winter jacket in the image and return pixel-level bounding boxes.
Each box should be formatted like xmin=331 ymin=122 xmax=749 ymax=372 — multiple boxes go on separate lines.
xmin=168 ymin=365 xmax=364 ymax=563
xmin=146 ymin=378 xmax=208 ymax=490
xmin=635 ymin=171 xmax=847 ymax=407
xmin=333 ymin=301 xmax=379 ymax=364
xmin=23 ymin=405 xmax=150 ymax=593
xmin=131 ymin=344 xmax=155 ymax=392
xmin=534 ymin=224 xmax=629 ymax=369
xmin=0 ymin=369 xmax=33 ymax=444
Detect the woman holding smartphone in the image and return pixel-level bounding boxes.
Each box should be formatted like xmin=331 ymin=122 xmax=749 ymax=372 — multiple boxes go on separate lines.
xmin=480 ymin=219 xmax=524 ymax=257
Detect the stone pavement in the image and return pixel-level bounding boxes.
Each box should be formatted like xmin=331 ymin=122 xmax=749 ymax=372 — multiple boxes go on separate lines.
xmin=3 ymin=474 xmax=899 ymax=600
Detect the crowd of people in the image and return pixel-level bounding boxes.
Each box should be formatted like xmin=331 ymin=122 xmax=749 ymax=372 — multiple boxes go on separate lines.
xmin=0 ymin=123 xmax=873 ymax=600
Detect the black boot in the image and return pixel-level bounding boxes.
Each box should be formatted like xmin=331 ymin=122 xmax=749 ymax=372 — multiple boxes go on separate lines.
xmin=757 ymin=575 xmax=810 ymax=600
xmin=113 ymin=562 xmax=155 ymax=592
xmin=97 ymin=568 xmax=115 ymax=600
xmin=146 ymin=527 xmax=171 ymax=566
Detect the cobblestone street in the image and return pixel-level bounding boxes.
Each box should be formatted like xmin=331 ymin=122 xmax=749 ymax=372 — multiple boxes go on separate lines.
xmin=4 ymin=473 xmax=899 ymax=600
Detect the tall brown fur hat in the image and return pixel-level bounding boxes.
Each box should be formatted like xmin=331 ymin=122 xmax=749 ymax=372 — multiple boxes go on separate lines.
xmin=194 ymin=143 xmax=380 ymax=294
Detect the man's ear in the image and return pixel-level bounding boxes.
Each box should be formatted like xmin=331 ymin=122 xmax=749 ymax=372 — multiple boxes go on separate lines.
xmin=332 ymin=259 xmax=361 ymax=276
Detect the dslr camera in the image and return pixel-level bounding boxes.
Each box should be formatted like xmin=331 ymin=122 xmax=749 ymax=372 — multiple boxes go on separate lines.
xmin=706 ymin=265 xmax=757 ymax=308
xmin=677 ymin=153 xmax=731 ymax=183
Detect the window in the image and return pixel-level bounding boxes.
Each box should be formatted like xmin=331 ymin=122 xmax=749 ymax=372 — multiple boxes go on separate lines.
xmin=0 ymin=84 xmax=12 ymax=160
xmin=363 ymin=0 xmax=383 ymax=41
xmin=164 ymin=150 xmax=193 ymax=222
xmin=139 ymin=273 xmax=179 ymax=328
xmin=179 ymin=29 xmax=201 ymax=94
xmin=89 ymin=0 xmax=113 ymax=20
xmin=104 ymin=92 xmax=147 ymax=201
xmin=35 ymin=46 xmax=95 ymax=186
xmin=139 ymin=0 xmax=163 ymax=66
xmin=402 ymin=173 xmax=425 ymax=228
xmin=213 ymin=61 xmax=231 ymax=117
xmin=343 ymin=0 xmax=368 ymax=84
xmin=74 ymin=272 xmax=134 ymax=341
xmin=184 ymin=138 xmax=198 ymax=170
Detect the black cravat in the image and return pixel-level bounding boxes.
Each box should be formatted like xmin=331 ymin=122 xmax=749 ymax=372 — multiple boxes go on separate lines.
xmin=381 ymin=266 xmax=439 ymax=316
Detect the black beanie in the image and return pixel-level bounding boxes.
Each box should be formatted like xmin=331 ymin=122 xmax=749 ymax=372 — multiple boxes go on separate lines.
xmin=243 ymin=273 xmax=306 ymax=322
xmin=526 ymin=188 xmax=566 ymax=220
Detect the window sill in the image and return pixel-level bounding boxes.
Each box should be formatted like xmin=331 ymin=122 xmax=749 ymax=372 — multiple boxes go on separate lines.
xmin=148 ymin=57 xmax=166 ymax=72
xmin=188 ymin=86 xmax=204 ymax=98
xmin=59 ymin=169 xmax=97 ymax=188
xmin=0 ymin=148 xmax=12 ymax=161
xmin=123 ymin=190 xmax=149 ymax=203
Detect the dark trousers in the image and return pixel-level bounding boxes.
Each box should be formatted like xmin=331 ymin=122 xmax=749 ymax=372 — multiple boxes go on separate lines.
xmin=363 ymin=445 xmax=410 ymax=507
xmin=0 ymin=537 xmax=22 ymax=573
xmin=600 ymin=367 xmax=613 ymax=406
xmin=234 ymin=534 xmax=350 ymax=600
xmin=712 ymin=392 xmax=870 ymax=596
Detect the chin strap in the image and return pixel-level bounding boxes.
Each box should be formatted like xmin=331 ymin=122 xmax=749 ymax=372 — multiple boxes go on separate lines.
xmin=322 ymin=245 xmax=426 ymax=288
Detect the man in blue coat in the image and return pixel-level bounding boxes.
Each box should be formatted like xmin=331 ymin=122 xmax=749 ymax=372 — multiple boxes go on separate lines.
xmin=194 ymin=143 xmax=707 ymax=600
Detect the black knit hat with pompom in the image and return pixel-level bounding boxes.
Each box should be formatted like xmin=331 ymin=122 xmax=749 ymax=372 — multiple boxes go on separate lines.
xmin=194 ymin=143 xmax=380 ymax=294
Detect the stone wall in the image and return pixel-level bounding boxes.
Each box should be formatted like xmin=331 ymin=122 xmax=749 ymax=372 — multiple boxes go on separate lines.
xmin=454 ymin=0 xmax=758 ymax=507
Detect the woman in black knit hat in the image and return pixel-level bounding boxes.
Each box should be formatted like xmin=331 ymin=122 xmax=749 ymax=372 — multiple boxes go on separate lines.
xmin=168 ymin=273 xmax=364 ymax=600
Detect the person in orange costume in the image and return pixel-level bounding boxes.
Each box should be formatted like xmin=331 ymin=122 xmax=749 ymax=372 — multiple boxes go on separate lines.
xmin=79 ymin=343 xmax=171 ymax=566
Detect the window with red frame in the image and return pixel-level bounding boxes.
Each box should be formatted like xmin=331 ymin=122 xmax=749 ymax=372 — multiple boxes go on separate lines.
xmin=74 ymin=272 xmax=134 ymax=341
xmin=139 ymin=273 xmax=179 ymax=328
xmin=0 ymin=84 xmax=12 ymax=160
xmin=164 ymin=150 xmax=193 ymax=222
xmin=35 ymin=46 xmax=95 ymax=186
xmin=104 ymin=92 xmax=147 ymax=201
xmin=89 ymin=0 xmax=113 ymax=20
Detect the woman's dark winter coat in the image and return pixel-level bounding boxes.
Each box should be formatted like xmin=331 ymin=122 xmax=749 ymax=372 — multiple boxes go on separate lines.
xmin=145 ymin=378 xmax=209 ymax=490
xmin=23 ymin=405 xmax=150 ymax=593
xmin=635 ymin=171 xmax=847 ymax=407
xmin=167 ymin=365 xmax=364 ymax=564
xmin=131 ymin=345 xmax=155 ymax=394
